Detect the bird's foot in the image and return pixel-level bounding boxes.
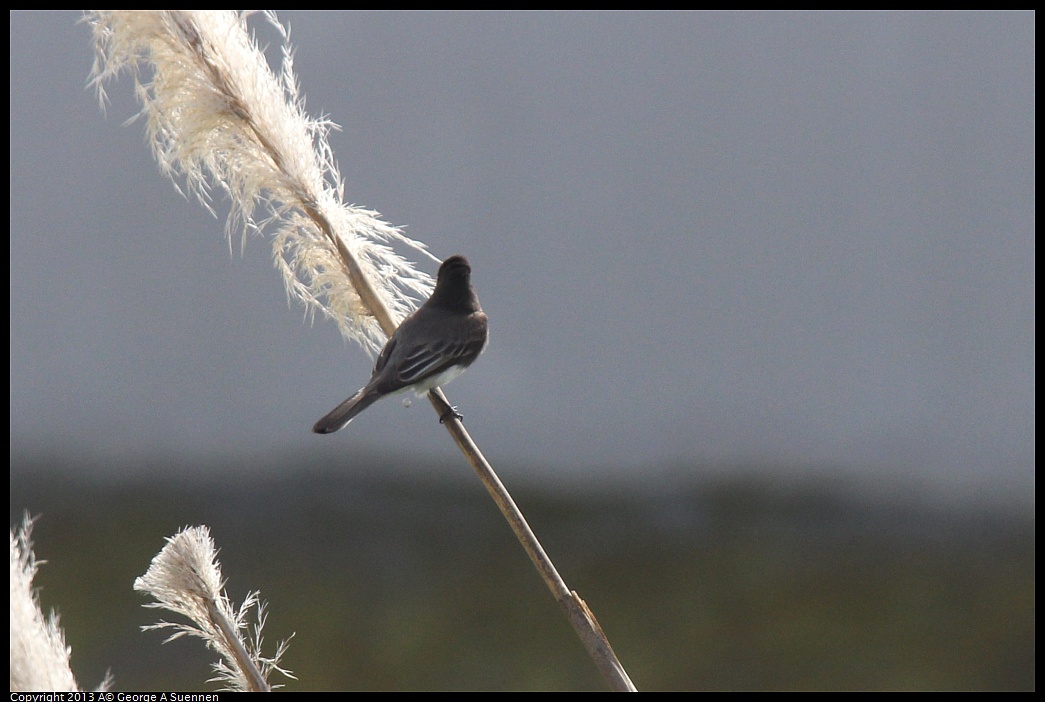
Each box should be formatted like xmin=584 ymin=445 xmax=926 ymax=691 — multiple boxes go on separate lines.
xmin=439 ymin=406 xmax=463 ymax=424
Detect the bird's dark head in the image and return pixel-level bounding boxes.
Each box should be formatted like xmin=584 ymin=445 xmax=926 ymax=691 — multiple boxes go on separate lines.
xmin=430 ymin=254 xmax=481 ymax=312
xmin=438 ymin=255 xmax=472 ymax=281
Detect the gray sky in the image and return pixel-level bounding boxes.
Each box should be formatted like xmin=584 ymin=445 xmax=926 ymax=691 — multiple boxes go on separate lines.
xmin=9 ymin=11 xmax=1035 ymax=502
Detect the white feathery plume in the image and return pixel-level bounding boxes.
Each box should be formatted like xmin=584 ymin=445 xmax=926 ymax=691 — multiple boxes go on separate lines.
xmin=9 ymin=516 xmax=80 ymax=692
xmin=134 ymin=526 xmax=294 ymax=692
xmin=87 ymin=10 xmax=434 ymax=353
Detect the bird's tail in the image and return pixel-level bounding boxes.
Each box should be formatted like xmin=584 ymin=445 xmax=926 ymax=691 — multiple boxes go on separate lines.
xmin=312 ymin=388 xmax=382 ymax=434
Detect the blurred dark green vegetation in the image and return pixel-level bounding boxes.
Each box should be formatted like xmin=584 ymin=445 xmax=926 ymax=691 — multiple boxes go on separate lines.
xmin=10 ymin=456 xmax=1034 ymax=691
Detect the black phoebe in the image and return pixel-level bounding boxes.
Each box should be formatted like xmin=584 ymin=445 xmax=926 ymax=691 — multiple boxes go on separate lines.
xmin=313 ymin=255 xmax=489 ymax=434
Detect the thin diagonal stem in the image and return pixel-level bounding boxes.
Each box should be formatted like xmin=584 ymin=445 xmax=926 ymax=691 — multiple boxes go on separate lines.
xmin=427 ymin=388 xmax=636 ymax=691
xmin=206 ymin=599 xmax=269 ymax=692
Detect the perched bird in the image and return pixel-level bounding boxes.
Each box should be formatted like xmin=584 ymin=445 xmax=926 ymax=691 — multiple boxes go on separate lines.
xmin=313 ymin=255 xmax=489 ymax=434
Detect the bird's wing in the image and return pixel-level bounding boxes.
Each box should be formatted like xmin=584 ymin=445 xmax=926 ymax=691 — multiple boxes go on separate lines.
xmin=395 ymin=338 xmax=485 ymax=386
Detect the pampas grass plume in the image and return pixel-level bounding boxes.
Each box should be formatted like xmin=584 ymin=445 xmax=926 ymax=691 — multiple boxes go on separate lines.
xmin=10 ymin=516 xmax=83 ymax=692
xmin=87 ymin=10 xmax=432 ymax=350
xmin=134 ymin=526 xmax=293 ymax=691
